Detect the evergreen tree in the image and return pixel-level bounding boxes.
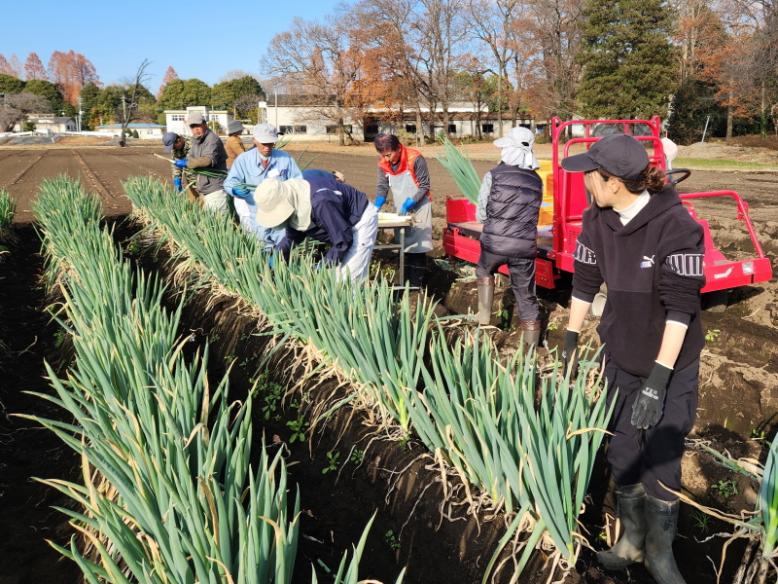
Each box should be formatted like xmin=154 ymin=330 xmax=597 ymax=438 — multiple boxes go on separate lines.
xmin=158 ymin=78 xmax=211 ymax=111
xmin=211 ymin=75 xmax=264 ymax=121
xmin=79 ymin=82 xmax=100 ymax=129
xmin=577 ymin=0 xmax=677 ymax=119
xmin=24 ymin=79 xmax=65 ymax=113
xmin=0 ymin=73 xmax=25 ymax=95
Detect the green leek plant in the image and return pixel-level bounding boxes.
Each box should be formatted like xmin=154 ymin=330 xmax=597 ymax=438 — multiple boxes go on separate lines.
xmin=126 ymin=176 xmax=435 ymax=433
xmin=28 ymin=177 xmax=401 ymax=584
xmin=435 ymin=137 xmax=482 ymax=203
xmin=0 ymin=187 xmax=15 ymax=235
xmin=760 ymin=434 xmax=778 ymax=560
xmin=124 ymin=175 xmax=614 ymax=577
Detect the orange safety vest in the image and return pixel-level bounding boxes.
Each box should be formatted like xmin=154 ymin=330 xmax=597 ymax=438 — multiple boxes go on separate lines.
xmin=378 ymin=145 xmax=432 ymax=200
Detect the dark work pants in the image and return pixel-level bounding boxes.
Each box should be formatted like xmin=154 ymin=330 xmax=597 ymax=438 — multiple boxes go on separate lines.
xmin=476 ymin=250 xmax=540 ymax=321
xmin=604 ymin=357 xmax=699 ymax=501
xmin=405 ymin=252 xmax=427 ymax=287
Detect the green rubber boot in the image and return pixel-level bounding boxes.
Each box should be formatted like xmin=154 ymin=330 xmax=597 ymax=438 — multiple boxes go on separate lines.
xmin=644 ymin=495 xmax=687 ymax=584
xmin=597 ymin=483 xmax=646 ymax=570
xmin=476 ymin=276 xmax=494 ymax=325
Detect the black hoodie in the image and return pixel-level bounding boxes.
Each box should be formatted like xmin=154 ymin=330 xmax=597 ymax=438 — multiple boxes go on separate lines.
xmin=572 ymin=186 xmax=705 ymax=377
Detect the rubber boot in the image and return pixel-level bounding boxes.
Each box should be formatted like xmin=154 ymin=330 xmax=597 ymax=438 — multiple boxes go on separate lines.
xmin=644 ymin=495 xmax=687 ymax=584
xmin=405 ymin=253 xmax=427 ymax=287
xmin=597 ymin=483 xmax=646 ymax=570
xmin=476 ymin=276 xmax=494 ymax=325
xmin=519 ymin=320 xmax=542 ymax=352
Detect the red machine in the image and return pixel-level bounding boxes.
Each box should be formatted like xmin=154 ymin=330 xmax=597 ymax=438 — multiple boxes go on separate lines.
xmin=443 ymin=117 xmax=773 ymax=294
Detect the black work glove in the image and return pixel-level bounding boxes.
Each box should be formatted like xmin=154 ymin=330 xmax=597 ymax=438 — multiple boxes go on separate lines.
xmin=630 ymin=362 xmax=673 ymax=430
xmin=561 ymin=329 xmax=580 ymax=378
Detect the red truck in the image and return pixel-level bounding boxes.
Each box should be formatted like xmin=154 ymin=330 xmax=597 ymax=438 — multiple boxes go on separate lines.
xmin=443 ymin=117 xmax=773 ymax=294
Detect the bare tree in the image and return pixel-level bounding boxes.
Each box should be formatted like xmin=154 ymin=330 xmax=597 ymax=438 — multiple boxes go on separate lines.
xmin=527 ymin=0 xmax=585 ymax=119
xmin=119 ymin=59 xmax=152 ymax=146
xmin=415 ymin=0 xmax=470 ymax=136
xmin=0 ymin=93 xmax=51 ymax=131
xmin=469 ymin=0 xmax=521 ymax=136
xmin=263 ymin=13 xmax=369 ymax=145
xmin=356 ymin=0 xmax=431 ymax=144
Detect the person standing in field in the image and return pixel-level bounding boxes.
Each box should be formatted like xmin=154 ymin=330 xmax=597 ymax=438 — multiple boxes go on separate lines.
xmin=225 ymin=120 xmax=246 ymax=169
xmin=373 ymin=133 xmax=433 ymax=287
xmin=561 ymin=134 xmax=704 ymax=584
xmin=254 ymin=169 xmax=379 ymax=282
xmin=224 ymin=123 xmax=302 ymax=250
xmin=173 ymin=112 xmax=229 ymax=213
xmin=474 ymin=126 xmax=543 ymax=350
xmin=162 ymin=131 xmax=190 ymax=193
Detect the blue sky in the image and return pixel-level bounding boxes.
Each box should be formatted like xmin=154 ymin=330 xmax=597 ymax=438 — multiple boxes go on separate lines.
xmin=1 ymin=0 xmax=344 ymax=90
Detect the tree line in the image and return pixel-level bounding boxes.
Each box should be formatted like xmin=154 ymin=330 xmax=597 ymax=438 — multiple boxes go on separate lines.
xmin=262 ymin=0 xmax=778 ymax=144
xmin=0 ymin=53 xmax=265 ymax=133
xmin=1 ymin=1 xmax=776 ymax=144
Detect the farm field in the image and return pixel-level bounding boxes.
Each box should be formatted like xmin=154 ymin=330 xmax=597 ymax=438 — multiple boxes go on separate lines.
xmin=0 ymin=145 xmax=777 ymax=583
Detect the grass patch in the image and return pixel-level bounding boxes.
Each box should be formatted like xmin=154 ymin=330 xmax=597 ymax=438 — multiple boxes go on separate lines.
xmin=674 ymin=157 xmax=778 ymax=171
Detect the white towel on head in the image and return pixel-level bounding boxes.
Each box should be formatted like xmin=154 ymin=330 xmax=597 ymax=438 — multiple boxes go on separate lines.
xmin=493 ymin=126 xmax=539 ymax=170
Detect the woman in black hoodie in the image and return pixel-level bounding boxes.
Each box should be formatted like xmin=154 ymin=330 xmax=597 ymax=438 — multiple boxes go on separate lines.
xmin=561 ymin=134 xmax=704 ymax=584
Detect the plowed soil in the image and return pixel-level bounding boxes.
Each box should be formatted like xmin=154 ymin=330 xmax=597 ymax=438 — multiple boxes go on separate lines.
xmin=1 ymin=144 xmax=776 ymax=583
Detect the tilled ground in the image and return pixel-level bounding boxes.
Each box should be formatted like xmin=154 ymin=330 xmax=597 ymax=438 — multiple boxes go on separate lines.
xmin=1 ymin=144 xmax=776 ymax=581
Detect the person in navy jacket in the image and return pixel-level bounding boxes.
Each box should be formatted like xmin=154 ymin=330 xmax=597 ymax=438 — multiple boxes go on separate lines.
xmin=561 ymin=134 xmax=704 ymax=584
xmin=254 ymin=169 xmax=379 ymax=282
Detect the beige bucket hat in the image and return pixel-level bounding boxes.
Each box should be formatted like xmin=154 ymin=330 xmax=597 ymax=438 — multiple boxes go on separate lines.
xmin=255 ymin=178 xmax=312 ymax=230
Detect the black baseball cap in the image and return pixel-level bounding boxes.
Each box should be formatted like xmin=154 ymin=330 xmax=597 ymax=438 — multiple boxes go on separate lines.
xmin=561 ymin=134 xmax=650 ymax=181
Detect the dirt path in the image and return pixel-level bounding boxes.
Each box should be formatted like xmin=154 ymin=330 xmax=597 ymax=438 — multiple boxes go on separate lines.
xmin=0 ymin=226 xmax=78 ymax=584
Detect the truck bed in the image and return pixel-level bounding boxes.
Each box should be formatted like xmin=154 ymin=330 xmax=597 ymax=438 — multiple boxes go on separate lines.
xmin=448 ymin=221 xmax=555 ymax=258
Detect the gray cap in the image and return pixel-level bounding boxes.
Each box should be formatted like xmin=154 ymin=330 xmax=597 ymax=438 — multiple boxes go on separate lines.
xmin=561 ymin=134 xmax=650 ymax=181
xmin=186 ymin=111 xmax=206 ymax=125
xmin=162 ymin=131 xmax=179 ymax=152
xmin=227 ymin=120 xmax=244 ymax=135
xmin=253 ymin=123 xmax=279 ymax=143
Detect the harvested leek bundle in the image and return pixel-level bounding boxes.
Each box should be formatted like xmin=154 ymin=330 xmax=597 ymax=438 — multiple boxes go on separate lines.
xmin=435 ymin=137 xmax=482 ymax=204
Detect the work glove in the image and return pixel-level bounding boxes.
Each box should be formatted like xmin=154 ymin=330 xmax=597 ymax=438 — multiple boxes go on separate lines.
xmin=174 ymin=159 xmax=188 ymax=169
xmin=173 ymin=177 xmax=182 ymax=192
xmin=399 ymin=197 xmax=415 ymax=215
xmin=561 ymin=329 xmax=580 ymax=378
xmin=631 ymin=362 xmax=673 ymax=430
xmin=231 ymin=186 xmax=250 ymax=199
xmin=374 ymin=195 xmax=386 ymax=209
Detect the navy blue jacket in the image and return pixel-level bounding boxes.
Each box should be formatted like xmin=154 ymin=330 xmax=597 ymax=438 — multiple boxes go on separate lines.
xmin=480 ymin=163 xmax=543 ymax=258
xmin=279 ymin=170 xmax=369 ymax=264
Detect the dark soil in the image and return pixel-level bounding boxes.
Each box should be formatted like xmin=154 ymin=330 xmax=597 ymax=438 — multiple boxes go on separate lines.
xmin=0 ymin=225 xmax=79 ymax=584
xmin=120 ymin=218 xmax=756 ymax=584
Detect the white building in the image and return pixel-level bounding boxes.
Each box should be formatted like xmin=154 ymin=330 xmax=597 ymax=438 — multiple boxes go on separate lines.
xmin=96 ymin=123 xmax=166 ymax=140
xmin=164 ymin=106 xmax=234 ymax=136
xmin=256 ymin=98 xmax=545 ymax=142
xmin=19 ymin=113 xmax=77 ymax=133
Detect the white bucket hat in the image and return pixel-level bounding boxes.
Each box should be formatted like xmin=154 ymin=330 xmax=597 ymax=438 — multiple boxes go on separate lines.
xmin=493 ymin=126 xmax=539 ymax=170
xmin=255 ymin=178 xmax=312 ymax=230
xmin=253 ymin=123 xmax=279 ymax=144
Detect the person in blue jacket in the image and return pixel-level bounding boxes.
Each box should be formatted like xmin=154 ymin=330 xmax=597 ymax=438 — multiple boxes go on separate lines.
xmin=224 ymin=123 xmax=301 ymax=250
xmin=254 ymin=169 xmax=379 ymax=282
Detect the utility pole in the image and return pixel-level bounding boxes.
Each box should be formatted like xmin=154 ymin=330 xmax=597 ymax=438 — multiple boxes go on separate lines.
xmin=120 ymin=94 xmax=128 ymax=146
xmin=77 ymin=95 xmax=83 ymax=133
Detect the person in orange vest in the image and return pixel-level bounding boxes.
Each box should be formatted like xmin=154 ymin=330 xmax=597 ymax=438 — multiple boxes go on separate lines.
xmin=374 ymin=134 xmax=433 ymax=286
